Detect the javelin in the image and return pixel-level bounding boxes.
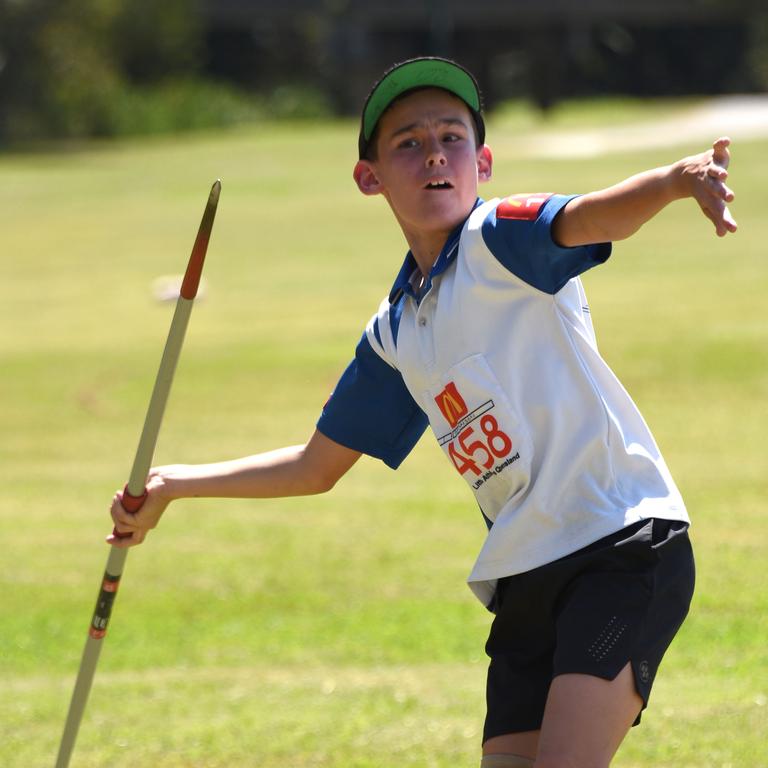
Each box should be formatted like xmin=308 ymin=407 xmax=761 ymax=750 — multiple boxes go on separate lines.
xmin=54 ymin=180 xmax=221 ymax=768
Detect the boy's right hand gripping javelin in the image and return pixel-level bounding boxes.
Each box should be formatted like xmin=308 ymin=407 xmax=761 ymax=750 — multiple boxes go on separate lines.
xmin=107 ymin=470 xmax=171 ymax=547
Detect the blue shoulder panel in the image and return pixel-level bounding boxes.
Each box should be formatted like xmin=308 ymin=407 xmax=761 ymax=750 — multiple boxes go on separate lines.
xmin=481 ymin=194 xmax=612 ymax=294
xmin=389 ymin=292 xmax=405 ymax=346
xmin=317 ymin=334 xmax=428 ymax=469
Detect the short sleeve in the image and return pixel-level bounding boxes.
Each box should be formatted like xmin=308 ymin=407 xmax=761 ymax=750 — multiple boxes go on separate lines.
xmin=481 ymin=193 xmax=612 ymax=294
xmin=317 ymin=333 xmax=428 ymax=469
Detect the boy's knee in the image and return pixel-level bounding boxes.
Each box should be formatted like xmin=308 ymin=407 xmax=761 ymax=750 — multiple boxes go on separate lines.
xmin=534 ymin=754 xmax=607 ymax=768
xmin=481 ymin=754 xmax=535 ymax=768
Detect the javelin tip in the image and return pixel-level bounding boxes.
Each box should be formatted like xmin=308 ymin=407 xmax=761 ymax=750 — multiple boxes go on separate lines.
xmin=209 ymin=179 xmax=221 ymax=205
xmin=180 ymin=181 xmax=221 ymax=300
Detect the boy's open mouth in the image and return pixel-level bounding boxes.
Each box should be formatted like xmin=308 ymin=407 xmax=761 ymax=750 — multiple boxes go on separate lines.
xmin=424 ymin=180 xmax=453 ymax=190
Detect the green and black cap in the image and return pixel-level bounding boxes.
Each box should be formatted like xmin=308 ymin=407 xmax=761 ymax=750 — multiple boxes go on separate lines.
xmin=358 ymin=56 xmax=485 ymax=159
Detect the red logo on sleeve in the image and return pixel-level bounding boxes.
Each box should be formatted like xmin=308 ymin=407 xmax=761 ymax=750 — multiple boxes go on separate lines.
xmin=435 ymin=382 xmax=468 ymax=429
xmin=496 ymin=193 xmax=553 ymax=221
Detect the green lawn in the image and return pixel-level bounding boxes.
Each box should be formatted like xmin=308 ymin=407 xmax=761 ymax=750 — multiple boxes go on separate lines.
xmin=0 ymin=112 xmax=766 ymax=767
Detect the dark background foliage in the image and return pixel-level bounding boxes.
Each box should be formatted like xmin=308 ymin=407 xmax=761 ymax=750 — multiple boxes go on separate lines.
xmin=0 ymin=0 xmax=765 ymax=143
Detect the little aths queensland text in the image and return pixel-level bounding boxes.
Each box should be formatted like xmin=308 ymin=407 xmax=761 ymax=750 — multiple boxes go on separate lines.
xmin=472 ymin=452 xmax=521 ymax=490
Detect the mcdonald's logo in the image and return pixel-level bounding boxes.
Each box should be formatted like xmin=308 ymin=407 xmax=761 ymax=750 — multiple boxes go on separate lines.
xmin=434 ymin=382 xmax=468 ymax=428
xmin=497 ymin=193 xmax=553 ymax=221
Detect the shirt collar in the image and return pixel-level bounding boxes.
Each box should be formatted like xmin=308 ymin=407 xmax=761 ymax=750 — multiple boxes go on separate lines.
xmin=388 ymin=197 xmax=483 ymax=305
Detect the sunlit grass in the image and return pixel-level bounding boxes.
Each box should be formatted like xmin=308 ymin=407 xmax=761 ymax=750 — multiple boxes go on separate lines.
xmin=0 ymin=112 xmax=765 ymax=766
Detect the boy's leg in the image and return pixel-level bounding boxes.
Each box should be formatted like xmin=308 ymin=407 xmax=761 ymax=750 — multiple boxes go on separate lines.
xmin=534 ymin=663 xmax=642 ymax=768
xmin=482 ymin=729 xmax=539 ymax=761
xmin=483 ymin=522 xmax=693 ymax=767
xmin=480 ymin=754 xmax=535 ymax=768
xmin=480 ymin=664 xmax=640 ymax=767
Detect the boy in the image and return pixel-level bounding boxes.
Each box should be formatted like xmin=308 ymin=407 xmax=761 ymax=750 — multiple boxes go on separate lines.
xmin=109 ymin=58 xmax=737 ymax=767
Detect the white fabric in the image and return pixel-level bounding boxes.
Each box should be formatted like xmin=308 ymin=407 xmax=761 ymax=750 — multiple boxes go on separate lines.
xmin=366 ymin=198 xmax=688 ymax=606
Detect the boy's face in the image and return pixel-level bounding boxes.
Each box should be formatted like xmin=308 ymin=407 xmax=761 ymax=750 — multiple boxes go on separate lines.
xmin=354 ymin=88 xmax=492 ymax=248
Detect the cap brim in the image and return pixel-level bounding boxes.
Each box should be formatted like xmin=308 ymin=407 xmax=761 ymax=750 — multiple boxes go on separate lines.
xmin=362 ymin=58 xmax=482 ymax=143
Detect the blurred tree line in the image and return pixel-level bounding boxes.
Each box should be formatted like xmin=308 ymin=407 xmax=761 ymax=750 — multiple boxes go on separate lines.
xmin=1 ymin=0 xmax=767 ymax=144
xmin=0 ymin=0 xmax=291 ymax=143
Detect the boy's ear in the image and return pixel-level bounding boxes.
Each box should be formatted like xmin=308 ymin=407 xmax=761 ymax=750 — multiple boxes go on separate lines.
xmin=353 ymin=160 xmax=383 ymax=196
xmin=477 ymin=144 xmax=493 ymax=183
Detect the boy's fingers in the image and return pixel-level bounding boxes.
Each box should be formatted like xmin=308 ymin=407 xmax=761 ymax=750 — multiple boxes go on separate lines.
xmin=707 ymin=174 xmax=735 ymax=203
xmin=109 ymin=492 xmax=155 ymax=540
xmin=712 ymin=136 xmax=731 ymax=168
xmin=700 ymin=201 xmax=725 ymax=237
xmin=106 ymin=530 xmax=146 ymax=548
xmin=110 ymin=493 xmax=136 ymax=526
xmin=702 ymin=202 xmax=737 ymax=237
xmin=707 ymin=165 xmax=728 ymax=181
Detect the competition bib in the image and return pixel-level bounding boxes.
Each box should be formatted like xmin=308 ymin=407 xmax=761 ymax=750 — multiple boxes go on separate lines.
xmin=423 ymin=355 xmax=532 ymax=521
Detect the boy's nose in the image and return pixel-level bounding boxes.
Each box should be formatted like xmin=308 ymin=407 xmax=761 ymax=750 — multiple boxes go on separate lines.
xmin=424 ymin=134 xmax=447 ymax=167
xmin=426 ymin=147 xmax=447 ymax=167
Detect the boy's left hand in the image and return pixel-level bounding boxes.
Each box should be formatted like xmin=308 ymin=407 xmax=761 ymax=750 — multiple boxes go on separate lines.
xmin=678 ymin=137 xmax=737 ymax=237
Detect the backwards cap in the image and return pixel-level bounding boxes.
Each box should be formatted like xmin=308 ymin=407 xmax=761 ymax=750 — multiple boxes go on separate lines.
xmin=358 ymin=56 xmax=485 ymax=159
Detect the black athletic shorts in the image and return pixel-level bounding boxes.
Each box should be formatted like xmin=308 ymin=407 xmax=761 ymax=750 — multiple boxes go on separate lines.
xmin=483 ymin=518 xmax=695 ymax=742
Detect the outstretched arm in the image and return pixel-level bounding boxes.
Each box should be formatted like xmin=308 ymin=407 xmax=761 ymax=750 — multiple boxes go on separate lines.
xmin=553 ymin=137 xmax=737 ymax=246
xmin=108 ymin=429 xmax=362 ymax=547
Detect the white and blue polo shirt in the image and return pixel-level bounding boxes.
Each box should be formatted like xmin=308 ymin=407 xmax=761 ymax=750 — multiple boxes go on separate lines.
xmin=318 ymin=194 xmax=688 ymax=607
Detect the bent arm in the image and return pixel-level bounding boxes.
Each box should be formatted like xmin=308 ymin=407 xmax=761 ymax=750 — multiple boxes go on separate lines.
xmin=109 ymin=429 xmax=361 ymax=546
xmin=553 ymin=137 xmax=737 ymax=246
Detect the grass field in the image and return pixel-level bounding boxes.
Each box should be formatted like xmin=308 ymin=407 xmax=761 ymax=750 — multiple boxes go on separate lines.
xmin=0 ymin=104 xmax=766 ymax=767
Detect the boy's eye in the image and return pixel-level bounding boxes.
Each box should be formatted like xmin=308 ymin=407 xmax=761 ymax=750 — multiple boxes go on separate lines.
xmin=394 ymin=131 xmax=464 ymax=149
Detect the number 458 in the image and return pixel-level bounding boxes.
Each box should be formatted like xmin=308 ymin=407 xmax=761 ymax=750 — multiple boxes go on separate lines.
xmin=447 ymin=414 xmax=513 ymax=477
